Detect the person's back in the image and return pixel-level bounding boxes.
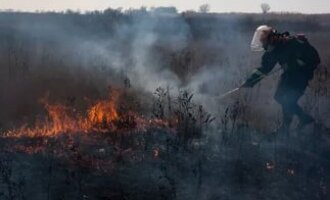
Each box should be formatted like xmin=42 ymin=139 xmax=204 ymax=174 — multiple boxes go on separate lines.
xmin=271 ymin=33 xmax=320 ymax=73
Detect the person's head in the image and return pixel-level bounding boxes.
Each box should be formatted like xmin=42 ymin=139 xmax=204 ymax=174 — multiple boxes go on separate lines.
xmin=251 ymin=25 xmax=274 ymax=51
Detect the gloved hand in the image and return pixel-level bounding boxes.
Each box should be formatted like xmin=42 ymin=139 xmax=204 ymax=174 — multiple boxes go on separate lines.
xmin=241 ymin=69 xmax=264 ymax=88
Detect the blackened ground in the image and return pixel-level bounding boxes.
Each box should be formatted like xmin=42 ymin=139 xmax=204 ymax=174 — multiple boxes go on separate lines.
xmin=0 ymin=124 xmax=329 ymax=200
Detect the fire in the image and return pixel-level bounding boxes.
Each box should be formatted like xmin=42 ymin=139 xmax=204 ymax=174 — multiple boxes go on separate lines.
xmin=1 ymin=88 xmax=178 ymax=173
xmin=3 ymin=89 xmax=174 ymax=138
xmin=266 ymin=161 xmax=275 ymax=171
xmin=4 ymin=90 xmax=120 ymax=138
xmin=153 ymin=148 xmax=160 ymax=158
xmin=5 ymin=101 xmax=83 ymax=138
xmin=86 ymin=90 xmax=119 ymax=128
xmin=87 ymin=100 xmax=118 ymax=126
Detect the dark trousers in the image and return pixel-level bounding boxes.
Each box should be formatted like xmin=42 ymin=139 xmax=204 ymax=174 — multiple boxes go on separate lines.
xmin=274 ymin=69 xmax=314 ymax=128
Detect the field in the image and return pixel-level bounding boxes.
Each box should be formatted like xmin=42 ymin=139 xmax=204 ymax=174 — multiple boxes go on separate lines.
xmin=0 ymin=9 xmax=329 ymax=200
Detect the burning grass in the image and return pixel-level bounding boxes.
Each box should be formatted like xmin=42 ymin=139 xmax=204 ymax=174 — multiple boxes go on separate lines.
xmin=0 ymin=86 xmax=213 ymax=178
xmin=0 ymin=86 xmax=329 ymax=200
xmin=3 ymin=88 xmax=175 ymax=139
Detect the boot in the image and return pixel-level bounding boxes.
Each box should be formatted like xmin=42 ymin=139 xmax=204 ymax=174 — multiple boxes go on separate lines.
xmin=297 ymin=113 xmax=314 ymax=130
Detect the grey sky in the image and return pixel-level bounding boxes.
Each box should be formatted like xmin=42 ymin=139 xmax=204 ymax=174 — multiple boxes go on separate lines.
xmin=0 ymin=0 xmax=329 ymax=13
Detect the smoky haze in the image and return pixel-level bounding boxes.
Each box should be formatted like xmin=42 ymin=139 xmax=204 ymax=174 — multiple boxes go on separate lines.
xmin=0 ymin=9 xmax=329 ymax=130
xmin=0 ymin=8 xmax=330 ymax=200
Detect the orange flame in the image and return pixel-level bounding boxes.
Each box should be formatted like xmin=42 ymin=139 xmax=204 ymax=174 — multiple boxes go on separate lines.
xmin=4 ymin=89 xmax=175 ymax=139
xmin=86 ymin=96 xmax=118 ymax=128
xmin=4 ymin=90 xmax=120 ymax=138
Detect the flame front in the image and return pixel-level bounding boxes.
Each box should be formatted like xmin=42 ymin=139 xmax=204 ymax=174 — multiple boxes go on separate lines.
xmin=87 ymin=99 xmax=118 ymax=127
xmin=5 ymin=91 xmax=121 ymax=138
xmin=4 ymin=89 xmax=174 ymax=138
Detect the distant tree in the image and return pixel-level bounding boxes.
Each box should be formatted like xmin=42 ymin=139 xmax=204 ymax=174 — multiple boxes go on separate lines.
xmin=199 ymin=4 xmax=210 ymax=13
xmin=260 ymin=3 xmax=271 ymax=14
xmin=65 ymin=9 xmax=73 ymax=14
xmin=151 ymin=7 xmax=178 ymax=15
xmin=103 ymin=7 xmax=123 ymax=18
xmin=183 ymin=10 xmax=197 ymax=17
xmin=125 ymin=7 xmax=148 ymax=16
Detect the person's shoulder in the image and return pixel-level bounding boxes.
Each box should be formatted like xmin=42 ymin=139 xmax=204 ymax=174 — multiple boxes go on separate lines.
xmin=281 ymin=36 xmax=304 ymax=50
xmin=290 ymin=34 xmax=310 ymax=46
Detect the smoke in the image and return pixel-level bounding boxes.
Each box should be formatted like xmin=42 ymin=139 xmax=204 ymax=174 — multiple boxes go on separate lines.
xmin=0 ymin=11 xmax=283 ymax=127
xmin=0 ymin=10 xmax=329 ymax=200
xmin=1 ymin=11 xmax=328 ymax=131
xmin=117 ymin=14 xmax=187 ymax=91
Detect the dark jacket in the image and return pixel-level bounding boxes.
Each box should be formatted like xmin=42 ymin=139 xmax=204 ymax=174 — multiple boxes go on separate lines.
xmin=243 ymin=33 xmax=320 ymax=88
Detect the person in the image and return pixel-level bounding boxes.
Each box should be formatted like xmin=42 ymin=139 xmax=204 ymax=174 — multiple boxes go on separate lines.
xmin=241 ymin=25 xmax=321 ymax=133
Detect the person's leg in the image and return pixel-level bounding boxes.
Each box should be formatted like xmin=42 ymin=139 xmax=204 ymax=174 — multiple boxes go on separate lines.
xmin=274 ymin=75 xmax=293 ymax=133
xmin=290 ymin=74 xmax=315 ymax=128
xmin=278 ymin=99 xmax=295 ymax=133
xmin=295 ymin=104 xmax=314 ymax=128
xmin=282 ymin=97 xmax=313 ymax=125
xmin=275 ymin=89 xmax=308 ymax=131
xmin=281 ymin=109 xmax=293 ymax=133
xmin=274 ymin=70 xmax=315 ymax=132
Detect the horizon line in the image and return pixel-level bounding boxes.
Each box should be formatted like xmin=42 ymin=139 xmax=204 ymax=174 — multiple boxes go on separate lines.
xmin=0 ymin=8 xmax=329 ymax=15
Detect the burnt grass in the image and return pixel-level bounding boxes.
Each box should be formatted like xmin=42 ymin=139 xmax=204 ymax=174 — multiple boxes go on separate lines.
xmin=0 ymin=122 xmax=329 ymax=200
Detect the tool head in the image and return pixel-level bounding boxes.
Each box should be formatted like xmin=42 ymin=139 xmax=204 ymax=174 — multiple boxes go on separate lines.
xmin=219 ymin=87 xmax=240 ymax=100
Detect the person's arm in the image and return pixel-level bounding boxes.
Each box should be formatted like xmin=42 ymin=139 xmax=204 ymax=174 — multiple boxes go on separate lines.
xmin=241 ymin=51 xmax=278 ymax=88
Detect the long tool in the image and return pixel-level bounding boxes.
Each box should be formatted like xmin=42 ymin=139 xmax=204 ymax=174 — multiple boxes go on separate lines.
xmin=219 ymin=87 xmax=240 ymax=99
xmin=218 ymin=68 xmax=282 ymax=100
